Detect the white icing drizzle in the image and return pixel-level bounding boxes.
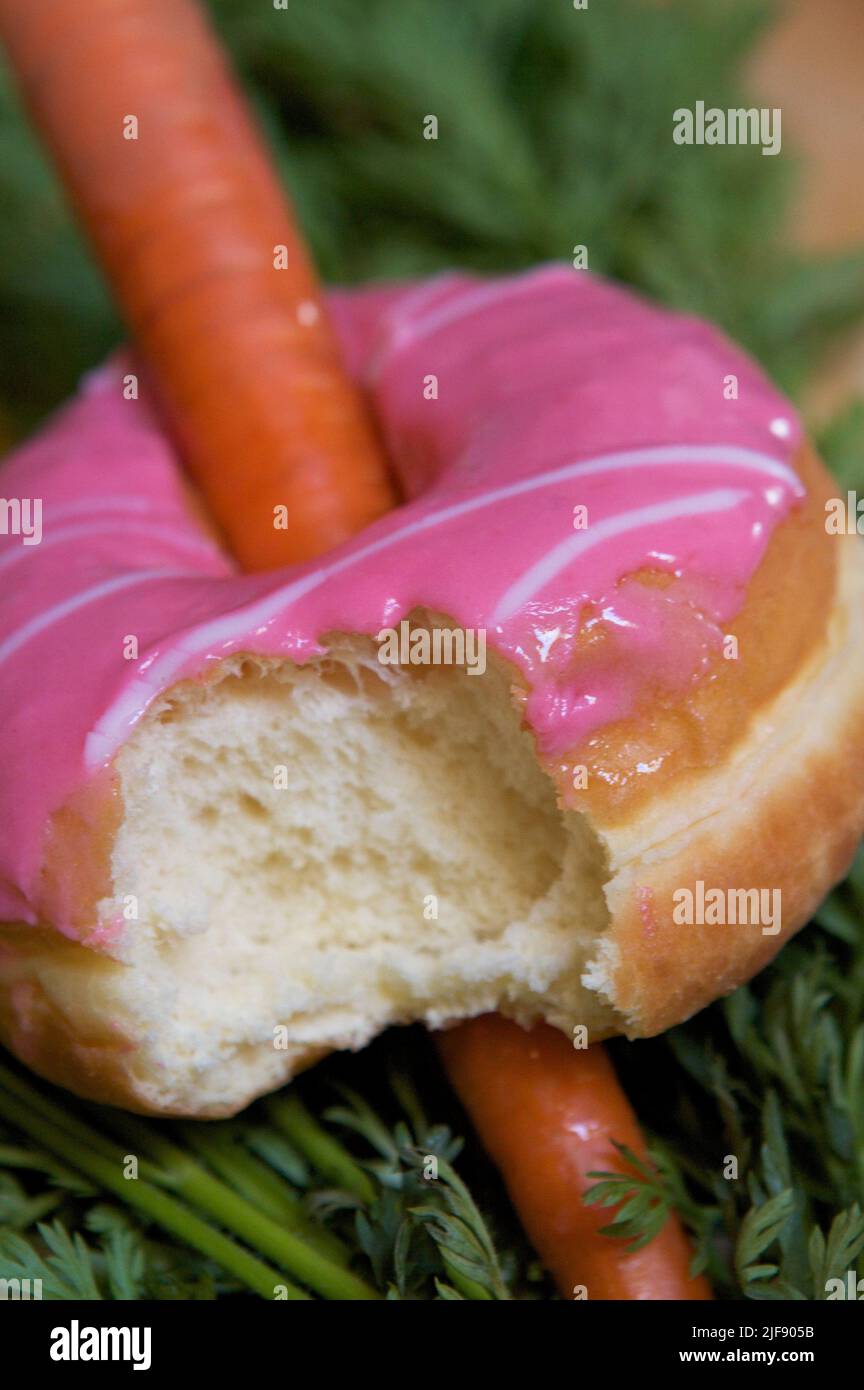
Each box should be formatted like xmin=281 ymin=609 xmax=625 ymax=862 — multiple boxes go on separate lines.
xmin=492 ymin=487 xmax=750 ymax=623
xmin=78 ymin=442 xmax=792 ymax=767
xmin=0 ymin=570 xmax=195 ymax=665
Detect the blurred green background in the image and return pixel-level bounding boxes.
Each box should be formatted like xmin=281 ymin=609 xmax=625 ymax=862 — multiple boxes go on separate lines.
xmin=2 ymin=0 xmax=864 ymax=438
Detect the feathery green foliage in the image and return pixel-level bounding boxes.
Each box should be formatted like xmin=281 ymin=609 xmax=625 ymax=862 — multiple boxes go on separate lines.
xmin=592 ymin=854 xmax=864 ymax=1299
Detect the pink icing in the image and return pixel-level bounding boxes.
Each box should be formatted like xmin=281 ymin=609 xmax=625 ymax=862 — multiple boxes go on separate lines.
xmin=0 ymin=265 xmax=803 ymax=932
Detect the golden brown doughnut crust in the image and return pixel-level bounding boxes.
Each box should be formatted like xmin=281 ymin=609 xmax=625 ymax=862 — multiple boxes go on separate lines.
xmin=0 ymin=926 xmax=146 ymax=1109
xmin=0 ymin=923 xmax=327 ymax=1115
xmin=589 ymin=519 xmax=864 ymax=1035
xmin=553 ymin=445 xmax=840 ymax=826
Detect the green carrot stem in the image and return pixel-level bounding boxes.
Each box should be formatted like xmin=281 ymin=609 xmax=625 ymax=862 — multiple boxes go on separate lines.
xmin=243 ymin=1125 xmax=310 ymax=1187
xmin=91 ymin=1109 xmax=377 ymax=1300
xmin=178 ymin=1122 xmax=350 ymax=1263
xmin=0 ymin=1061 xmax=374 ymax=1298
xmin=0 ymin=1063 xmax=122 ymax=1160
xmin=443 ymin=1265 xmax=494 ymax=1301
xmin=0 ymin=1140 xmax=94 ymax=1192
xmin=266 ymin=1094 xmax=376 ymax=1204
xmin=0 ymin=1081 xmax=305 ymax=1300
xmin=178 ymin=1122 xmax=306 ymax=1217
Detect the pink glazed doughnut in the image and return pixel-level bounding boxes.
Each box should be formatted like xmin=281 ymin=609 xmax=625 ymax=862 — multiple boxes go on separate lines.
xmin=1 ymin=266 xmax=863 ymax=1115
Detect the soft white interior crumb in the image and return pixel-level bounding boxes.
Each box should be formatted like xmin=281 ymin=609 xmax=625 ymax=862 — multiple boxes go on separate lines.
xmin=101 ymin=615 xmax=615 ymax=1112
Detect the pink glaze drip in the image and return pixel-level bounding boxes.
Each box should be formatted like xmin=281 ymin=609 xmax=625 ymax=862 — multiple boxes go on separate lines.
xmin=0 ymin=266 xmax=803 ymax=931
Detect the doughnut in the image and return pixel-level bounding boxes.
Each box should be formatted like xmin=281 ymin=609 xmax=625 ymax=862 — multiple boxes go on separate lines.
xmin=1 ymin=264 xmax=863 ymax=1116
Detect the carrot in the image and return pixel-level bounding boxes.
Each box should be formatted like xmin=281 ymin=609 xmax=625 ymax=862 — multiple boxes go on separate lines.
xmin=2 ymin=1 xmax=711 ymax=1302
xmin=437 ymin=1015 xmax=712 ymax=1300
xmin=0 ymin=0 xmax=395 ymax=570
